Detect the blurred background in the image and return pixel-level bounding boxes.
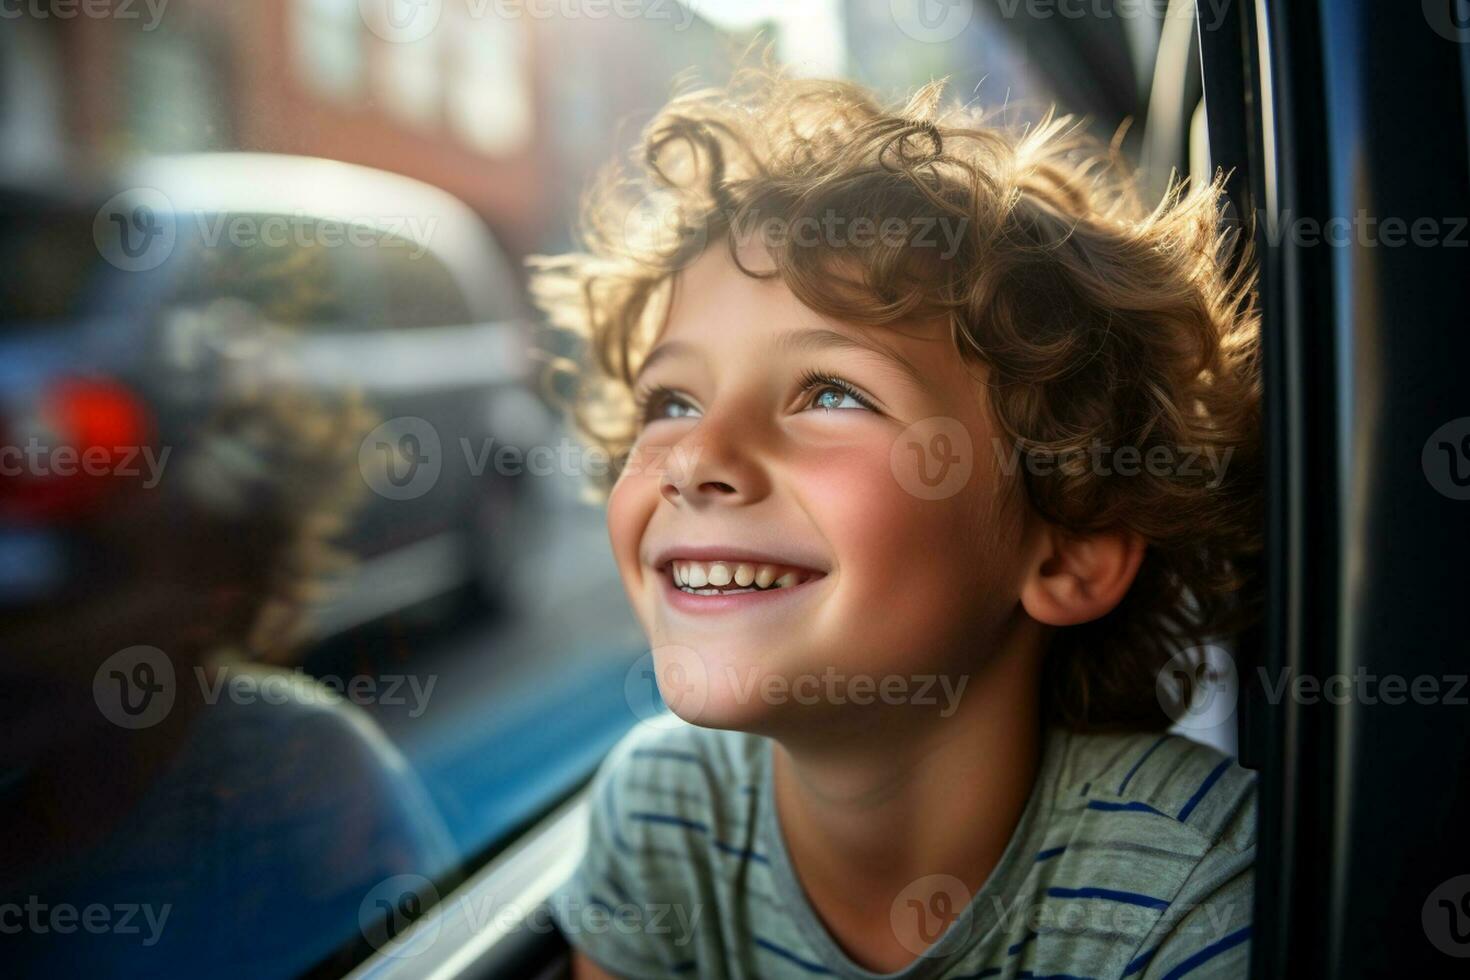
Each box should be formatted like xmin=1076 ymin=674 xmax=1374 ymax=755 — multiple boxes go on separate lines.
xmin=0 ymin=1 xmax=1201 ymax=976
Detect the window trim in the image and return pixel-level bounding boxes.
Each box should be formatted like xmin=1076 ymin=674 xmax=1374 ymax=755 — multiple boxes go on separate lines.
xmin=346 ymin=787 xmax=587 ymax=980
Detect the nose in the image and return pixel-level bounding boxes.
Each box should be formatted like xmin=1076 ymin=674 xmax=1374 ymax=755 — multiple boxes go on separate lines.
xmin=658 ymin=414 xmax=768 ymax=508
xmin=660 ymin=478 xmax=737 ymax=505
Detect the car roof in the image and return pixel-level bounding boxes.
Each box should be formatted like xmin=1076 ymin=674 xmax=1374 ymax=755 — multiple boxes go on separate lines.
xmin=113 ymin=153 xmax=518 ymax=318
xmin=119 ymin=153 xmax=472 ymax=226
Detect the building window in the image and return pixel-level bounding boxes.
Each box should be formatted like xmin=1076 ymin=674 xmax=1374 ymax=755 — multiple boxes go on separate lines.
xmin=126 ymin=27 xmax=230 ymax=153
xmin=446 ymin=18 xmax=531 ymax=156
xmin=292 ymin=0 xmax=365 ymax=100
xmin=379 ymin=31 xmax=442 ymax=128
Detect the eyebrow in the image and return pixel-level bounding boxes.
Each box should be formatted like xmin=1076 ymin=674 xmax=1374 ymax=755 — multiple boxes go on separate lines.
xmin=776 ymin=327 xmax=929 ymax=398
xmin=634 ymin=327 xmax=929 ymax=399
xmin=633 ymin=339 xmax=699 ymax=388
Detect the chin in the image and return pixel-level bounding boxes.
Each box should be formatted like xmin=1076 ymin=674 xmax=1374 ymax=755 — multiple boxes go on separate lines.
xmin=648 ymin=641 xmax=784 ymax=733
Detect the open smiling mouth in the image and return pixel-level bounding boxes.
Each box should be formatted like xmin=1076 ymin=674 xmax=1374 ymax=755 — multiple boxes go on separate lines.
xmin=659 ymin=559 xmax=826 ymax=599
xmin=669 ymin=559 xmax=821 ymax=594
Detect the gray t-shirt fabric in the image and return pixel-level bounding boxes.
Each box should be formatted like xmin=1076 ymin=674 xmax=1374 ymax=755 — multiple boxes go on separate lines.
xmin=549 ymin=717 xmax=1255 ymax=979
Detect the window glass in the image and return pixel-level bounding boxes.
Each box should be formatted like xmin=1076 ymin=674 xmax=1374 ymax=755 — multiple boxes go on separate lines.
xmin=292 ymin=0 xmax=365 ymax=100
xmin=0 ymin=3 xmax=1192 ymax=977
xmin=352 ymin=233 xmax=474 ymax=328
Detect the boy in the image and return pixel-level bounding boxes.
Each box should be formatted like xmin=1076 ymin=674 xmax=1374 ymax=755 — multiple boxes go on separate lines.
xmin=531 ymin=68 xmax=1260 ymax=979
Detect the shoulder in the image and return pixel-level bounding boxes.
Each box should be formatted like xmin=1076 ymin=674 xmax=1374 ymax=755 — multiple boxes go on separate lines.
xmin=195 ymin=667 xmax=425 ymax=795
xmin=1025 ymin=729 xmax=1256 ymax=978
xmin=1051 ymin=728 xmax=1256 ymax=849
xmin=190 ymin=667 xmax=455 ymax=854
xmin=555 ymin=719 xmax=764 ymax=977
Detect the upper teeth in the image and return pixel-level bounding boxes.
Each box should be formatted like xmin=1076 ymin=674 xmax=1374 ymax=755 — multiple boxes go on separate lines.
xmin=671 ymin=560 xmax=810 ymax=591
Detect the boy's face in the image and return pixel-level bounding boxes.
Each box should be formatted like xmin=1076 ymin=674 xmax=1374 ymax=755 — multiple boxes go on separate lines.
xmin=608 ymin=244 xmax=1033 ymax=734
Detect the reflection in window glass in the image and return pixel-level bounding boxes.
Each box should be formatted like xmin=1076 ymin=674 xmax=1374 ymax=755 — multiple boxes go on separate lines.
xmin=379 ymin=32 xmax=442 ymax=128
xmin=292 ymin=0 xmax=365 ymax=100
xmin=0 ymin=3 xmax=1179 ymax=976
xmin=125 ymin=27 xmax=229 ymax=153
xmin=447 ymin=18 xmax=532 ymax=157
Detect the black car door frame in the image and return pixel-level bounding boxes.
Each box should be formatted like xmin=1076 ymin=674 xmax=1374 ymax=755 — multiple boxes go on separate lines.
xmin=1199 ymin=0 xmax=1470 ymax=975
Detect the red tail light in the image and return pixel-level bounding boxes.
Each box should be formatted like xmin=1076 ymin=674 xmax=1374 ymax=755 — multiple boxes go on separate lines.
xmin=0 ymin=377 xmax=153 ymax=522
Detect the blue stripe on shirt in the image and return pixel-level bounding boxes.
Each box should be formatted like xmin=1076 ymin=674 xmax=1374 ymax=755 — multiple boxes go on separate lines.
xmin=630 ymin=811 xmax=708 ymax=832
xmin=713 ymin=839 xmax=770 ymax=864
xmin=1158 ymin=924 xmax=1252 ymax=979
xmin=1176 ymin=759 xmax=1232 ymax=824
xmin=603 ymin=874 xmax=630 ymax=904
xmin=1118 ymin=735 xmax=1170 ymax=794
xmin=754 ymin=936 xmax=835 ymax=974
xmin=629 ymin=810 xmax=771 ymax=867
xmin=1086 ymin=800 xmax=1172 ymax=818
xmin=1122 ymin=944 xmax=1156 ymax=976
xmin=632 ymin=747 xmax=705 ymax=765
xmin=1046 ymin=886 xmax=1170 ymax=911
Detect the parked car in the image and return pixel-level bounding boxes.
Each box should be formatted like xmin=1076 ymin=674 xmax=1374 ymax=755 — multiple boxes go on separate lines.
xmin=0 ymin=153 xmax=554 ymax=643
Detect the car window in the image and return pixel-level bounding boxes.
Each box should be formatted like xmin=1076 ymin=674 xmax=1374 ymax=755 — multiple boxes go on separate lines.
xmin=0 ymin=5 xmax=1217 ymax=978
xmin=169 ymin=212 xmax=368 ymax=329
xmin=348 ymin=232 xmax=474 ymax=328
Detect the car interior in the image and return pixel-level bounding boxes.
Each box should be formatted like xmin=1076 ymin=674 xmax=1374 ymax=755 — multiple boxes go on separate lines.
xmin=3 ymin=2 xmax=1469 ymax=978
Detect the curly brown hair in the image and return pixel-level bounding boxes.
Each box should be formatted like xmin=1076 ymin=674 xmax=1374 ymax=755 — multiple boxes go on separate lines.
xmin=528 ymin=65 xmax=1262 ymax=733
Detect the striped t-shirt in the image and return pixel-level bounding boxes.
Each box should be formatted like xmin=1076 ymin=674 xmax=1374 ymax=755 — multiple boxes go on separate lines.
xmin=549 ymin=718 xmax=1255 ymax=979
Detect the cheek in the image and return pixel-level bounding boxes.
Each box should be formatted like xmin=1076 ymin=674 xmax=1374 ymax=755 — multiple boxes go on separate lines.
xmin=790 ymin=436 xmax=1013 ymax=649
xmin=606 ymin=467 xmax=659 ymax=605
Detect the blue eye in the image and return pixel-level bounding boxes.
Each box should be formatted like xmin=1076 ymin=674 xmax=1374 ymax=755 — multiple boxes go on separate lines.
xmin=812 ymin=386 xmax=864 ymax=411
xmin=636 ymin=386 xmax=700 ymax=426
xmin=658 ymin=399 xmax=699 ymax=420
xmin=801 ymin=371 xmax=878 ymax=413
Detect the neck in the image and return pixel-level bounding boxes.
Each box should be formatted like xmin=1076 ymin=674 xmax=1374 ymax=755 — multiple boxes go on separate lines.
xmin=768 ymin=633 xmax=1046 ymax=915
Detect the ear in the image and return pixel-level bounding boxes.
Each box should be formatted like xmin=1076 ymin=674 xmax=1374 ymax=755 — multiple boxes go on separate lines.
xmin=1019 ymin=524 xmax=1147 ymax=627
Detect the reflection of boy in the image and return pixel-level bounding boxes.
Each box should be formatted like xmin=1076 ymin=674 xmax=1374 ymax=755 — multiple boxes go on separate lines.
xmin=1 ymin=343 xmax=456 ymax=977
